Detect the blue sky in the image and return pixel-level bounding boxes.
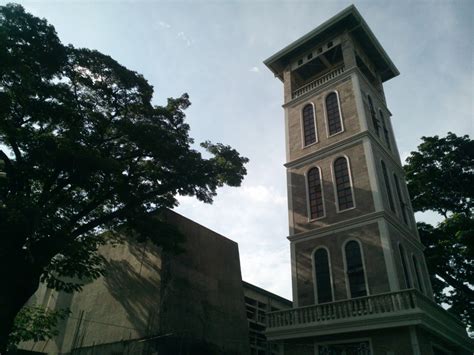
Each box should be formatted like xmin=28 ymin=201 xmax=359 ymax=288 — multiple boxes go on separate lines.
xmin=8 ymin=0 xmax=473 ymax=299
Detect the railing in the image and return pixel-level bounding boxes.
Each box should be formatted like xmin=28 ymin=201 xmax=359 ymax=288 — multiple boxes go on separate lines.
xmin=266 ymin=289 xmax=465 ymax=332
xmin=292 ymin=65 xmax=345 ymax=99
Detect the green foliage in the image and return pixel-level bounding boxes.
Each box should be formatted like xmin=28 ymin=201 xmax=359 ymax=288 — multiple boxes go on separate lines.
xmin=404 ymin=132 xmax=473 ymax=330
xmin=0 ymin=2 xmax=248 ymax=341
xmin=404 ymin=132 xmax=473 ymax=217
xmin=418 ymin=215 xmax=474 ymax=329
xmin=8 ymin=306 xmax=70 ymax=350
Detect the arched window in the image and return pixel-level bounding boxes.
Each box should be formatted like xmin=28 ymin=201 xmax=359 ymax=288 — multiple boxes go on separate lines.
xmin=393 ymin=174 xmax=408 ymax=224
xmin=334 ymin=157 xmax=354 ymax=211
xmin=345 ymin=241 xmax=367 ymax=298
xmin=325 ymin=92 xmax=343 ymax=136
xmin=379 ymin=109 xmax=391 ymax=149
xmin=302 ymin=104 xmax=316 ymax=146
xmin=314 ymin=248 xmax=333 ymax=303
xmin=412 ymin=255 xmax=425 ymax=294
xmin=398 ymin=244 xmax=412 ymax=288
xmin=381 ymin=161 xmax=395 ymax=212
xmin=307 ymin=167 xmax=324 ymax=219
xmin=367 ymin=95 xmax=379 ymax=136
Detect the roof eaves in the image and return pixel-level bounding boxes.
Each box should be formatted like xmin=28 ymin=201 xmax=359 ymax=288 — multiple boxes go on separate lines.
xmin=263 ymin=5 xmax=356 ymax=74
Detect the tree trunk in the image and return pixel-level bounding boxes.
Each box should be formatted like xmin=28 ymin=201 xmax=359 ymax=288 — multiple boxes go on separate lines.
xmin=0 ymin=261 xmax=42 ymax=354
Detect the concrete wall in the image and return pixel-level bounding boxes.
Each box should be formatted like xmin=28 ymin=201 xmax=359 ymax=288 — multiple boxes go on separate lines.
xmin=21 ymin=210 xmax=250 ymax=355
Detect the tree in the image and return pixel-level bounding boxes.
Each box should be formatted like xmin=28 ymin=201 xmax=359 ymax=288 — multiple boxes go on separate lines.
xmin=0 ymin=4 xmax=248 ymax=351
xmin=404 ymin=132 xmax=473 ymax=330
xmin=7 ymin=306 xmax=69 ymax=351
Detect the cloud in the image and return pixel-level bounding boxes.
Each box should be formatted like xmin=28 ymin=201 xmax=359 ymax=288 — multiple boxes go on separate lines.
xmin=177 ymin=31 xmax=193 ymax=47
xmin=249 ymin=66 xmax=260 ymax=73
xmin=240 ymin=185 xmax=285 ymax=205
xmin=158 ymin=21 xmax=171 ymax=29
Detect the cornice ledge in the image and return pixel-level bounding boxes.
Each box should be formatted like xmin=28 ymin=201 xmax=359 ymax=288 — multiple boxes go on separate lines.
xmin=383 ymin=213 xmax=425 ymax=251
xmin=367 ymin=130 xmax=405 ymax=173
xmin=285 ymin=131 xmax=368 ymax=169
xmin=288 ymin=211 xmax=384 ymax=242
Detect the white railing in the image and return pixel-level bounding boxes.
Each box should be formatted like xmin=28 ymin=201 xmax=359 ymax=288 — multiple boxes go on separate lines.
xmin=266 ymin=289 xmax=466 ymax=332
xmin=292 ymin=66 xmax=345 ymax=99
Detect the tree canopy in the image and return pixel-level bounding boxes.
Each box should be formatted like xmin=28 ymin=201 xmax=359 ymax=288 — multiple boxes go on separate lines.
xmin=0 ymin=3 xmax=248 ymax=350
xmin=404 ymin=132 xmax=473 ymax=330
xmin=404 ymin=132 xmax=473 ymax=217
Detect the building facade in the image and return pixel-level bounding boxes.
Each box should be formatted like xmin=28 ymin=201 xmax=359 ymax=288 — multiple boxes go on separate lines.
xmin=264 ymin=5 xmax=473 ymax=355
xmin=20 ymin=210 xmax=251 ymax=355
xmin=243 ymin=281 xmax=292 ymax=355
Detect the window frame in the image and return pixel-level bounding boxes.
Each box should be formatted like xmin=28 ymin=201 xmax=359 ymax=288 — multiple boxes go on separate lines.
xmin=412 ymin=253 xmax=425 ymax=294
xmin=323 ymin=90 xmax=345 ymax=138
xmin=381 ymin=160 xmax=396 ymax=213
xmin=367 ymin=94 xmax=380 ymax=137
xmin=398 ymin=242 xmax=412 ymax=289
xmin=393 ymin=173 xmax=409 ymax=225
xmin=300 ymin=102 xmax=318 ymax=148
xmin=305 ymin=166 xmax=326 ymax=221
xmin=378 ymin=108 xmax=391 ymax=150
xmin=312 ymin=246 xmax=334 ymax=304
xmin=342 ymin=238 xmax=370 ymax=299
xmin=331 ymin=155 xmax=356 ymax=213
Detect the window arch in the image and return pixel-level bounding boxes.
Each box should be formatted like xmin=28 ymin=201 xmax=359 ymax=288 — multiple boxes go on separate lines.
xmin=307 ymin=167 xmax=324 ymax=219
xmin=398 ymin=243 xmax=412 ymax=289
xmin=344 ymin=240 xmax=367 ymax=298
xmin=381 ymin=160 xmax=395 ymax=212
xmin=393 ymin=174 xmax=408 ymax=224
xmin=412 ymin=255 xmax=425 ymax=294
xmin=333 ymin=157 xmax=354 ymax=211
xmin=325 ymin=92 xmax=343 ymax=136
xmin=367 ymin=95 xmax=379 ymax=136
xmin=379 ymin=109 xmax=391 ymax=149
xmin=302 ymin=104 xmax=316 ymax=146
xmin=313 ymin=248 xmax=333 ymax=303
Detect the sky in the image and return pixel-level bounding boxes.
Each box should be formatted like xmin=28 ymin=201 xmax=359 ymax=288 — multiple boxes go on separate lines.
xmin=5 ymin=0 xmax=473 ymax=300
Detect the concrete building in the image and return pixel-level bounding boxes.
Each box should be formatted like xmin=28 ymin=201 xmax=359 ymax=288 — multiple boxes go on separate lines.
xmin=21 ymin=210 xmax=251 ymax=355
xmin=264 ymin=5 xmax=473 ymax=355
xmin=243 ymin=282 xmax=291 ymax=355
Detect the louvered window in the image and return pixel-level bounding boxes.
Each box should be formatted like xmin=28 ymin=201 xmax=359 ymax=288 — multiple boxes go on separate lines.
xmin=393 ymin=174 xmax=408 ymax=224
xmin=314 ymin=248 xmax=332 ymax=303
xmin=412 ymin=255 xmax=425 ymax=294
xmin=302 ymin=104 xmax=316 ymax=146
xmin=381 ymin=161 xmax=395 ymax=212
xmin=334 ymin=157 xmax=354 ymax=210
xmin=326 ymin=93 xmax=342 ymax=135
xmin=399 ymin=244 xmax=412 ymax=288
xmin=308 ymin=167 xmax=324 ymax=219
xmin=345 ymin=241 xmax=367 ymax=298
xmin=379 ymin=109 xmax=391 ymax=149
xmin=368 ymin=95 xmax=379 ymax=136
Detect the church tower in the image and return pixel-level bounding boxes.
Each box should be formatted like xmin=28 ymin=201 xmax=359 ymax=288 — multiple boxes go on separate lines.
xmin=264 ymin=5 xmax=472 ymax=355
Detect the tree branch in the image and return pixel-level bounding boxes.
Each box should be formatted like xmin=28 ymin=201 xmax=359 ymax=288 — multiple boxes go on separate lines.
xmin=0 ymin=150 xmax=12 ymax=169
xmin=437 ymin=270 xmax=474 ymax=299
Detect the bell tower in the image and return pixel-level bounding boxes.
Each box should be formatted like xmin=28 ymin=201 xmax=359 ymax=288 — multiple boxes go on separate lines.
xmin=264 ymin=5 xmax=472 ymax=355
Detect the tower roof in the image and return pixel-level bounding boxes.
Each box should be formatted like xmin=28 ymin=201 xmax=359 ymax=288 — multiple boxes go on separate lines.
xmin=264 ymin=5 xmax=399 ymax=82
